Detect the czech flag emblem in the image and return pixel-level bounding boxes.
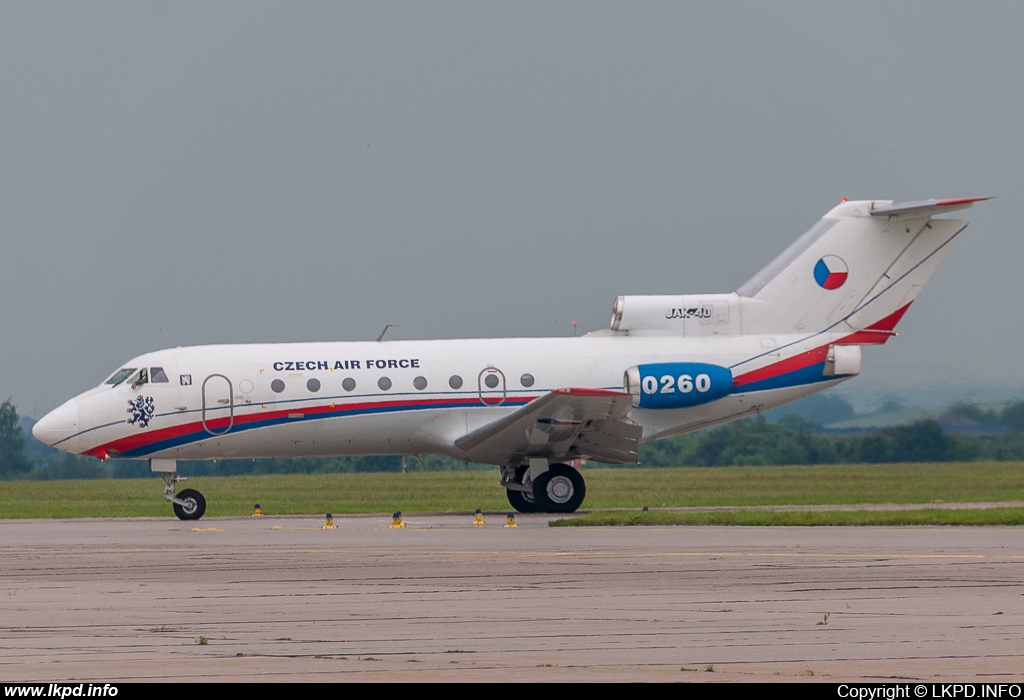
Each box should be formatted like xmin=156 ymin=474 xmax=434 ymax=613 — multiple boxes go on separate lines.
xmin=814 ymin=255 xmax=848 ymax=290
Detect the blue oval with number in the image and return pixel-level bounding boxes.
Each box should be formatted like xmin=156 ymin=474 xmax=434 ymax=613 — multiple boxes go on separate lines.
xmin=636 ymin=363 xmax=732 ymax=409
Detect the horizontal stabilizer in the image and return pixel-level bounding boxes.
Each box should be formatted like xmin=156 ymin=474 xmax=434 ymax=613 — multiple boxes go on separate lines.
xmin=454 ymin=388 xmax=641 ymax=465
xmin=870 ymin=197 xmax=989 ymax=220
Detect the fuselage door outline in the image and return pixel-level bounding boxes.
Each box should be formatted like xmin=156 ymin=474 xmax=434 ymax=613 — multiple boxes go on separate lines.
xmin=477 ymin=367 xmax=506 ymax=406
xmin=201 ymin=374 xmax=234 ymax=436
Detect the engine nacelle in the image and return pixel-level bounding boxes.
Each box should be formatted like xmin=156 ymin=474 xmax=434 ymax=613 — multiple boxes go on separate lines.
xmin=624 ymin=362 xmax=733 ymax=409
xmin=824 ymin=344 xmax=862 ymax=377
xmin=609 ymin=293 xmax=764 ymax=336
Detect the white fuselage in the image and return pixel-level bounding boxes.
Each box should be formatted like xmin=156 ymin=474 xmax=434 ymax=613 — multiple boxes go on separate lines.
xmin=35 ymin=330 xmax=850 ymax=464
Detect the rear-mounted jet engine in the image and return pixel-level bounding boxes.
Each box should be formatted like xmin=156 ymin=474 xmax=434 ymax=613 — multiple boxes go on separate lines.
xmin=624 ymin=363 xmax=733 ymax=409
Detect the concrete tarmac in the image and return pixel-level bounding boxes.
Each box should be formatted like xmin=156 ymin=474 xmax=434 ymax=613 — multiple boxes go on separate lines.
xmin=1 ymin=514 xmax=1022 ymax=683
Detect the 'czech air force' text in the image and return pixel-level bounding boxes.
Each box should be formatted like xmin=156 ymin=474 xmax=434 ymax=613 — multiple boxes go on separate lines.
xmin=272 ymin=359 xmax=421 ymax=372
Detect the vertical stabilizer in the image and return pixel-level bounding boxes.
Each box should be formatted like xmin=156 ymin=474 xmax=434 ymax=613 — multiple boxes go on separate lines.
xmin=735 ymin=198 xmax=984 ymax=337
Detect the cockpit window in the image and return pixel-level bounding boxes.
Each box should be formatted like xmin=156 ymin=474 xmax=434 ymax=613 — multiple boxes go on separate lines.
xmin=105 ymin=368 xmax=137 ymax=386
xmin=150 ymin=367 xmax=169 ymax=383
xmin=128 ymin=368 xmax=149 ymax=389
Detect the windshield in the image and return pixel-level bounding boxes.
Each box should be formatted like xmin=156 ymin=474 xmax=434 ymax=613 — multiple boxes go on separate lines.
xmin=105 ymin=368 xmax=137 ymax=387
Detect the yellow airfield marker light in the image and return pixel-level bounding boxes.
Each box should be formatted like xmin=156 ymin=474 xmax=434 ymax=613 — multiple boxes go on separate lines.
xmin=252 ymin=503 xmax=263 ymax=517
xmin=473 ymin=509 xmax=486 ymax=527
xmin=505 ymin=512 xmax=518 ymax=528
xmin=323 ymin=513 xmax=336 ymax=530
xmin=390 ymin=511 xmax=406 ymax=529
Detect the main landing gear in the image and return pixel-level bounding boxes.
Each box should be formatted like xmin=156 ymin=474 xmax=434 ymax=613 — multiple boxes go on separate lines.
xmin=502 ymin=461 xmax=586 ymax=514
xmin=152 ymin=459 xmax=207 ymax=521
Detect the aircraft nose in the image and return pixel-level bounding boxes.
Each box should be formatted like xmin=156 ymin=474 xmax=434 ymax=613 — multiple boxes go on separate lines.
xmin=32 ymin=398 xmax=80 ymax=452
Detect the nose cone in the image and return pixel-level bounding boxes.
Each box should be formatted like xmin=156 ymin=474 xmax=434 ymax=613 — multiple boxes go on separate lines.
xmin=32 ymin=398 xmax=80 ymax=453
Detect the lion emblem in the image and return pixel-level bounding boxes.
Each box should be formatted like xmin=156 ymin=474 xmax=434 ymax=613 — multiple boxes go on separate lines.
xmin=127 ymin=396 xmax=156 ymax=429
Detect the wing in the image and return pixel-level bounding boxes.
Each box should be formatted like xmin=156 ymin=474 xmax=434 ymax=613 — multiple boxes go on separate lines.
xmin=454 ymin=388 xmax=642 ymax=465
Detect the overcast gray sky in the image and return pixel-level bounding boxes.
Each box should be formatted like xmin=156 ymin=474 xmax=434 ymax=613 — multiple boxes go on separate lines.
xmin=3 ymin=1 xmax=1021 ymax=417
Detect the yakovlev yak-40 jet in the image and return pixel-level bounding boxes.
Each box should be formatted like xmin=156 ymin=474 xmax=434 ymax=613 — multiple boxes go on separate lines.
xmin=34 ymin=197 xmax=987 ymax=519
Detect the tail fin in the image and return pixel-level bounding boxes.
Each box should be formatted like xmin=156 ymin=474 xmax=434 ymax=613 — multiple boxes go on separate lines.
xmin=736 ymin=198 xmax=987 ymax=338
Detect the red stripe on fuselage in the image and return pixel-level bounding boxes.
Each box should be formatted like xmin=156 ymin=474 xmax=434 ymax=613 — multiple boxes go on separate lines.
xmin=733 ymin=302 xmax=915 ymax=385
xmin=83 ymin=395 xmax=534 ymax=459
xmin=833 ymin=302 xmax=912 ymax=345
xmin=554 ymin=387 xmax=630 ymax=397
xmin=733 ymin=345 xmax=830 ymax=387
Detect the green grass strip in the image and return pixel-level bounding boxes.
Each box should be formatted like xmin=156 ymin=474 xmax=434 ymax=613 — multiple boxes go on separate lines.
xmin=580 ymin=462 xmax=1024 ymax=508
xmin=0 ymin=471 xmax=512 ymax=519
xmin=2 ymin=462 xmax=1024 ymax=519
xmin=551 ymin=507 xmax=1024 ymax=527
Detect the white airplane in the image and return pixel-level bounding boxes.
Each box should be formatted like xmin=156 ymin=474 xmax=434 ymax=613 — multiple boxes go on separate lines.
xmin=33 ymin=197 xmax=986 ymax=519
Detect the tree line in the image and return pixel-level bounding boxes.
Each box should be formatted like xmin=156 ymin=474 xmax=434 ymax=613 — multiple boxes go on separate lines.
xmin=5 ymin=397 xmax=1024 ymax=480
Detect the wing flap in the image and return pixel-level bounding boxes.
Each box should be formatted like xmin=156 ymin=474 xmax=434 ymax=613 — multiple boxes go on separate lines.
xmin=587 ymin=417 xmax=645 ymax=440
xmin=571 ymin=442 xmax=640 ymax=464
xmin=454 ymin=388 xmax=640 ymax=465
xmin=574 ymin=421 xmax=643 ymax=451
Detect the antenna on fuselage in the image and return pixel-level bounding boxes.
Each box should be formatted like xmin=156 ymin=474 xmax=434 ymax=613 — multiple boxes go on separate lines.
xmin=376 ymin=324 xmax=401 ymax=342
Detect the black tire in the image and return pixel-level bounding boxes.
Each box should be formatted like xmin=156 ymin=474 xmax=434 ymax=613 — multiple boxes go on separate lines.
xmin=531 ymin=463 xmax=586 ymax=513
xmin=172 ymin=489 xmax=206 ymax=521
xmin=506 ymin=488 xmax=539 ymax=513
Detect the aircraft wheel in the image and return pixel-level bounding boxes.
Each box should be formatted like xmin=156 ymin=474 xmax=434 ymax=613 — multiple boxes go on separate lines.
xmin=173 ymin=489 xmax=206 ymax=521
xmin=506 ymin=488 xmax=539 ymax=513
xmin=532 ymin=463 xmax=585 ymax=513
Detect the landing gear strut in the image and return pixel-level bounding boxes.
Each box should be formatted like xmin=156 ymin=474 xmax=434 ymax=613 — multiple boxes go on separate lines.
xmin=152 ymin=459 xmax=207 ymax=521
xmin=505 ymin=466 xmax=539 ymax=513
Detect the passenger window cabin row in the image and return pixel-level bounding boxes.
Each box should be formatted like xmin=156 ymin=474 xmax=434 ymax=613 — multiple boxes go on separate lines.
xmin=270 ymin=373 xmax=537 ymax=394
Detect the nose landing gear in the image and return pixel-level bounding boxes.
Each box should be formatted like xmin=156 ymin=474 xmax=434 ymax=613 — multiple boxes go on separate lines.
xmin=172 ymin=488 xmax=207 ymax=520
xmin=152 ymin=459 xmax=207 ymax=521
